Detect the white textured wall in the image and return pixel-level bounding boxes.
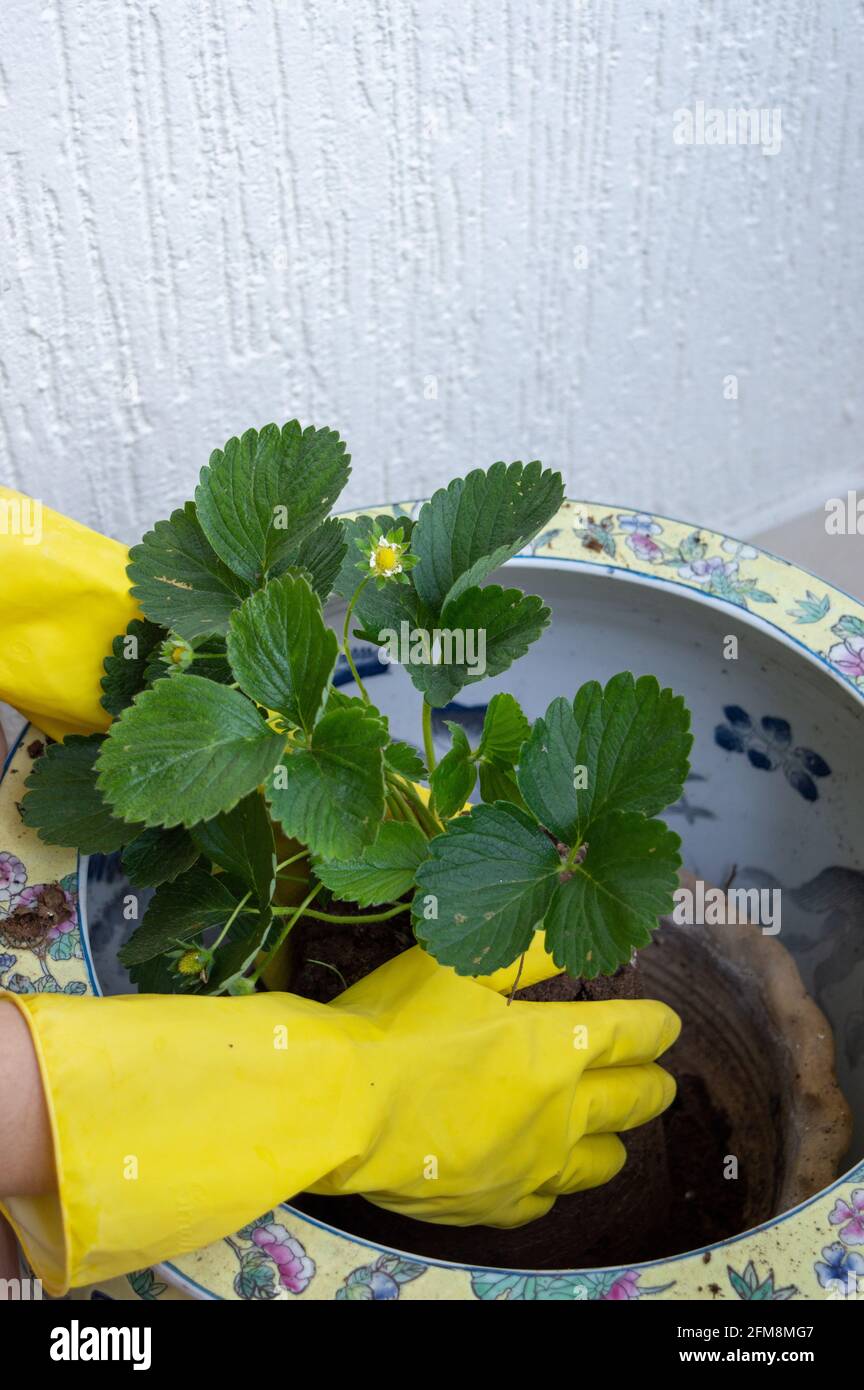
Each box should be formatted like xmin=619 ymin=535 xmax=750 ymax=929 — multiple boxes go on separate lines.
xmin=0 ymin=0 xmax=861 ymax=545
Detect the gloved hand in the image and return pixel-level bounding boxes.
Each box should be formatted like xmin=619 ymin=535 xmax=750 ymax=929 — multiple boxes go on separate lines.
xmin=0 ymin=491 xmax=681 ymax=1294
xmin=1 ymin=942 xmax=678 ymax=1293
xmin=0 ymin=486 xmax=138 ymax=740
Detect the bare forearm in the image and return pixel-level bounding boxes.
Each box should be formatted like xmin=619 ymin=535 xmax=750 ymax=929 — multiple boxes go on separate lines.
xmin=0 ymin=999 xmax=55 ymax=1196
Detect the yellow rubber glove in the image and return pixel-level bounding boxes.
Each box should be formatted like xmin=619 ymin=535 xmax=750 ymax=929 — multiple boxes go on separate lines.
xmin=0 ymin=492 xmax=681 ymax=1294
xmin=1 ymin=945 xmax=679 ymax=1294
xmin=0 ymin=486 xmax=139 ymax=740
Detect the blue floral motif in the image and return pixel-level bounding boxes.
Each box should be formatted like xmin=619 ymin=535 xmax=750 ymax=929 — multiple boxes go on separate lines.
xmin=714 ymin=706 xmax=831 ymax=801
xmin=336 ymin=1253 xmax=427 ymax=1300
xmin=814 ymin=1242 xmax=864 ymax=1296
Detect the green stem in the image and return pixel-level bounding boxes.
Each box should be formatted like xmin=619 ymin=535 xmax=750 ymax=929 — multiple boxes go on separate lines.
xmin=387 ymin=783 xmax=424 ymax=831
xmin=564 ymin=840 xmax=585 ymax=870
xmin=211 ymin=890 xmax=252 ymax=953
xmin=273 ymin=902 xmax=407 ymax=926
xmin=392 ymin=775 xmax=441 ymax=836
xmin=275 ymin=850 xmax=308 ymax=873
xmin=191 ymin=650 xmax=229 ymax=661
xmin=250 ymin=882 xmax=323 ymax=984
xmin=422 ymin=701 xmax=436 ymax=773
xmin=342 ymin=575 xmax=372 ymax=702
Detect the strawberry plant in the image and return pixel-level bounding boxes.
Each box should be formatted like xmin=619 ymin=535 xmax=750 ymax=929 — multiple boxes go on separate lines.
xmin=22 ymin=421 xmax=692 ymax=996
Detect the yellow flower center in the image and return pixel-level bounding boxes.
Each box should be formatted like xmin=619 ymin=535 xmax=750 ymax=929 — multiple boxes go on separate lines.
xmin=177 ymin=949 xmax=203 ymax=975
xmin=170 ymin=645 xmax=186 ymax=665
xmin=378 ymin=545 xmax=397 ymax=568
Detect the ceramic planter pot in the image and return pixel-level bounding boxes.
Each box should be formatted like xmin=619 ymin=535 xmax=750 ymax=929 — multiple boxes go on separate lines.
xmin=2 ymin=498 xmax=863 ymax=1301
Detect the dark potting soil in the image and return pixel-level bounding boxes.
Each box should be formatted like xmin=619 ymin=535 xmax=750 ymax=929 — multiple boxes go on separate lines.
xmin=287 ymin=913 xmax=757 ymax=1268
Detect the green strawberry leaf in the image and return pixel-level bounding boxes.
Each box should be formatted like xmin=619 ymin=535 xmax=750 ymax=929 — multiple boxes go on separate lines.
xmin=411 ymin=462 xmax=564 ymax=613
xmin=413 ymin=802 xmax=560 ymax=974
xmin=543 ymin=813 xmax=681 ymax=977
xmin=518 ymin=674 xmax=692 ymax=844
xmin=477 ymin=759 xmax=524 ymax=808
xmin=352 ymin=574 xmax=424 ymax=653
xmin=315 ymin=821 xmax=428 ymax=906
xmin=406 ymin=585 xmax=551 ymax=707
xmin=118 ymin=866 xmax=250 ymax=966
xmin=122 ymin=826 xmax=200 ymax=888
xmin=96 ymin=676 xmax=285 ymax=829
xmin=127 ymin=952 xmax=185 ymax=994
xmin=127 ymin=503 xmax=250 ymax=641
xmin=101 ymin=619 xmax=166 ymax=717
xmin=277 ymin=517 xmax=347 ymax=601
xmin=22 ymin=735 xmax=143 ymax=853
xmin=383 ymin=740 xmax=427 ymax=780
xmin=192 ymin=792 xmax=276 ymax=906
xmin=226 ymin=572 xmax=338 ymax=734
xmin=429 ymin=722 xmax=476 ymax=818
xmin=195 ymin=422 xmax=350 ymax=585
xmin=477 ymin=692 xmax=530 ymax=766
xmin=266 ymin=704 xmax=388 ymax=859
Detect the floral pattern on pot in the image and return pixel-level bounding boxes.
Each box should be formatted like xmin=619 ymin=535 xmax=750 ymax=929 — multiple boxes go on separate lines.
xmin=336 ymin=1253 xmax=427 ymax=1300
xmin=227 ymin=1212 xmax=315 ymax=1299
xmin=3 ymin=492 xmax=864 ymax=1301
xmin=127 ymin=1268 xmax=168 ymax=1301
xmin=470 ymin=1268 xmax=674 ymax=1301
xmin=726 ymin=1261 xmax=798 ymax=1300
xmin=825 ymin=613 xmax=864 ymax=688
xmin=811 ymin=1171 xmax=864 ymax=1301
xmin=714 ymin=706 xmax=832 ymax=802
xmin=572 ymin=512 xmax=776 ymax=610
xmin=0 ymin=868 xmax=87 ymax=994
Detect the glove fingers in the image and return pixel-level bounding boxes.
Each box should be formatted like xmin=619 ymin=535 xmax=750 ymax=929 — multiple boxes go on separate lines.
xmin=473 ymin=1189 xmax=557 ymax=1229
xmin=537 ymin=1133 xmax=627 ymax=1196
xmin=572 ymin=1062 xmax=676 ymax=1137
xmin=543 ymin=997 xmax=681 ymax=1070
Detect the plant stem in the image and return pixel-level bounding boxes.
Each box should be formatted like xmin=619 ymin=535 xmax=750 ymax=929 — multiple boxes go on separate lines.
xmin=392 ymin=775 xmax=442 ymax=836
xmin=342 ymin=575 xmax=372 ymax=702
xmin=271 ymin=901 xmax=407 ymax=926
xmin=250 ymin=882 xmax=323 ymax=984
xmin=305 ymin=958 xmax=349 ymax=992
xmin=387 ymin=784 xmax=422 ymax=829
xmin=422 ymin=700 xmax=436 ymax=773
xmin=506 ymin=950 xmax=527 ymax=1006
xmin=564 ymin=840 xmax=585 ymax=870
xmin=211 ymin=890 xmax=252 ymax=954
xmin=275 ymin=850 xmax=308 ymax=873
